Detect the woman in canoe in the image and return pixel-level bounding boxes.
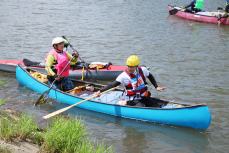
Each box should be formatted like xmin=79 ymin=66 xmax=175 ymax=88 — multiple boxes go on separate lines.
xmin=45 ymin=37 xmax=78 ymax=91
xmin=184 ymin=0 xmax=204 ymax=13
xmin=95 ymin=55 xmax=166 ymax=106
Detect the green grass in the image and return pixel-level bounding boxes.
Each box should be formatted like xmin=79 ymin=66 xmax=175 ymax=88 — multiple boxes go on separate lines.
xmin=0 ymin=99 xmax=6 ymax=106
xmin=0 ymin=113 xmax=113 ymax=153
xmin=0 ymin=145 xmax=11 ymax=153
xmin=41 ymin=117 xmax=113 ymax=153
xmin=15 ymin=114 xmax=40 ymax=141
xmin=77 ymin=141 xmax=113 ymax=153
xmin=0 ymin=80 xmax=6 ymax=87
xmin=0 ymin=116 xmax=16 ymax=141
xmin=0 ymin=113 xmax=40 ymax=143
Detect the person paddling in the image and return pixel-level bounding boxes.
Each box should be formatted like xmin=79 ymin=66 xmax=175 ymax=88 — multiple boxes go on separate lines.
xmin=95 ymin=55 xmax=166 ymax=107
xmin=225 ymin=0 xmax=229 ymax=13
xmin=45 ymin=37 xmax=78 ymax=91
xmin=184 ymin=0 xmax=204 ymax=13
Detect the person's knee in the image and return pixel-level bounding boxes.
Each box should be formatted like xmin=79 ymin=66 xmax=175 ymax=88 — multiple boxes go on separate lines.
xmin=61 ymin=78 xmax=74 ymax=91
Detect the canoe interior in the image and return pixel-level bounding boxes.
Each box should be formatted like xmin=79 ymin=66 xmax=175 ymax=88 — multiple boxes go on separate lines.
xmin=27 ymin=68 xmax=204 ymax=109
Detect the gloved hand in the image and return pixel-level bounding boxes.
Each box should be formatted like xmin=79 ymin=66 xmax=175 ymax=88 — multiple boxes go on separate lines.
xmin=94 ymin=90 xmax=101 ymax=97
xmin=156 ymin=86 xmax=166 ymax=92
xmin=53 ymin=74 xmax=60 ymax=81
xmin=64 ymin=42 xmax=69 ymax=48
xmin=63 ymin=39 xmax=69 ymax=48
xmin=72 ymin=51 xmax=79 ymax=58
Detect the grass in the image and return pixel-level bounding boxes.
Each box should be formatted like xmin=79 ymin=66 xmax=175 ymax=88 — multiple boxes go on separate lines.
xmin=15 ymin=114 xmax=40 ymax=141
xmin=41 ymin=117 xmax=113 ymax=153
xmin=0 ymin=145 xmax=11 ymax=153
xmin=0 ymin=80 xmax=6 ymax=87
xmin=0 ymin=112 xmax=113 ymax=153
xmin=0 ymin=113 xmax=40 ymax=143
xmin=0 ymin=99 xmax=6 ymax=106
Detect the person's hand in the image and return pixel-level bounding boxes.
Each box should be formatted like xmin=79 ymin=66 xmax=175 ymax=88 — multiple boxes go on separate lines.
xmin=180 ymin=6 xmax=186 ymax=11
xmin=156 ymin=86 xmax=166 ymax=92
xmin=72 ymin=51 xmax=79 ymax=58
xmin=86 ymin=85 xmax=95 ymax=92
xmin=94 ymin=90 xmax=101 ymax=97
xmin=54 ymin=74 xmax=61 ymax=81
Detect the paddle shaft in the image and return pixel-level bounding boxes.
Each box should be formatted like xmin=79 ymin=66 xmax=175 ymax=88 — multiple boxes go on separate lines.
xmin=62 ymin=36 xmax=95 ymax=81
xmin=62 ymin=36 xmax=85 ymax=62
xmin=43 ymin=87 xmax=116 ymax=119
xmin=46 ymin=60 xmax=72 ymax=90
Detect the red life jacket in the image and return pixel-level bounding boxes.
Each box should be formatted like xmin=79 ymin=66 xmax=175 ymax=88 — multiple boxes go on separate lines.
xmin=46 ymin=49 xmax=70 ymax=77
xmin=125 ymin=67 xmax=148 ymax=96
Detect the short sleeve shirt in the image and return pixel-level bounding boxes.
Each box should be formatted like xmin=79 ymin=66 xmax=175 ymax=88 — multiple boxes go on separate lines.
xmin=116 ymin=67 xmax=150 ymax=86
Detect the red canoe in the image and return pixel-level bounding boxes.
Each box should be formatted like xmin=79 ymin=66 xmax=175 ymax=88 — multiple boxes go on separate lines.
xmin=168 ymin=5 xmax=229 ymax=25
xmin=0 ymin=59 xmax=127 ymax=81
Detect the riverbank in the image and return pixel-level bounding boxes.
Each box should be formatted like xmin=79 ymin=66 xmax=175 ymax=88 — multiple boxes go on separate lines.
xmin=0 ymin=140 xmax=39 ymax=153
xmin=0 ymin=109 xmax=113 ymax=153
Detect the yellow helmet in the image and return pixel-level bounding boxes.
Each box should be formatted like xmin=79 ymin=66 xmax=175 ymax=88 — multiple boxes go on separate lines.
xmin=126 ymin=55 xmax=140 ymax=66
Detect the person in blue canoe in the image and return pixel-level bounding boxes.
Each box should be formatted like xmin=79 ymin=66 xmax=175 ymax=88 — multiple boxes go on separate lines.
xmin=45 ymin=37 xmax=78 ymax=91
xmin=184 ymin=0 xmax=204 ymax=13
xmin=95 ymin=55 xmax=166 ymax=107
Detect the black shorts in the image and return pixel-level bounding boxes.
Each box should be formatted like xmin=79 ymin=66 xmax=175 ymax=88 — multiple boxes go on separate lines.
xmin=127 ymin=97 xmax=168 ymax=107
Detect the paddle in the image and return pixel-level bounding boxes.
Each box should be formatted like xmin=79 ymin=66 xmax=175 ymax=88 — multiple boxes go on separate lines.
xmin=62 ymin=36 xmax=96 ymax=81
xmin=34 ymin=61 xmax=71 ymax=106
xmin=42 ymin=87 xmax=116 ymax=119
xmin=169 ymin=8 xmax=180 ymax=15
xmin=217 ymin=13 xmax=229 ymax=25
xmin=62 ymin=36 xmax=85 ymax=63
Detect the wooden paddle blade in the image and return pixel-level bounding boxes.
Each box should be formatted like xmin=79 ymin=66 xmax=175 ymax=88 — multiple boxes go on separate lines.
xmin=169 ymin=8 xmax=179 ymax=15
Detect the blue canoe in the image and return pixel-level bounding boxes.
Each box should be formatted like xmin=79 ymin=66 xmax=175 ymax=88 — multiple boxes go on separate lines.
xmin=16 ymin=65 xmax=211 ymax=130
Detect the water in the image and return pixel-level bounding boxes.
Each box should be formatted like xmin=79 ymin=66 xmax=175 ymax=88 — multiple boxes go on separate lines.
xmin=0 ymin=0 xmax=229 ymax=152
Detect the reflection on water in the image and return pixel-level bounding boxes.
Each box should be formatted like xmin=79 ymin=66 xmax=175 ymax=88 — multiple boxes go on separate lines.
xmin=66 ymin=105 xmax=210 ymax=153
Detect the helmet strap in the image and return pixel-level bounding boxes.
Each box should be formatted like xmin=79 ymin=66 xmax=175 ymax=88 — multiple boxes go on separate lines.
xmin=53 ymin=44 xmax=63 ymax=53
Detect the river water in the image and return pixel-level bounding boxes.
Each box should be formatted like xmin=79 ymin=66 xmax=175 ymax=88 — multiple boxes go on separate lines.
xmin=0 ymin=0 xmax=229 ymax=153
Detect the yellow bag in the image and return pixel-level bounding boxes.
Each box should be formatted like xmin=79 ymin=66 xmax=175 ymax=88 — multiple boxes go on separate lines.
xmin=67 ymin=86 xmax=86 ymax=94
xmin=30 ymin=71 xmax=48 ymax=83
xmin=88 ymin=62 xmax=108 ymax=69
xmin=89 ymin=64 xmax=105 ymax=69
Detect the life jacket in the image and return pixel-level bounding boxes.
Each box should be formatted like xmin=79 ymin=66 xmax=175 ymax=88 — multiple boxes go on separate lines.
xmin=125 ymin=67 xmax=148 ymax=97
xmin=195 ymin=0 xmax=204 ymax=10
xmin=47 ymin=49 xmax=70 ymax=77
